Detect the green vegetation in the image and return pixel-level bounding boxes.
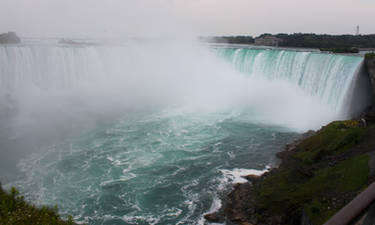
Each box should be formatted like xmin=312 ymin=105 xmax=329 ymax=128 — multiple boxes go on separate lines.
xmin=0 ymin=184 xmax=75 ymax=225
xmin=320 ymin=47 xmax=359 ymax=53
xmin=203 ymin=33 xmax=375 ymax=49
xmin=294 ymin=120 xmax=365 ymax=164
xmin=365 ymin=52 xmax=375 ymax=59
xmin=274 ymin=33 xmax=375 ymax=48
xmin=248 ymin=120 xmax=372 ymax=225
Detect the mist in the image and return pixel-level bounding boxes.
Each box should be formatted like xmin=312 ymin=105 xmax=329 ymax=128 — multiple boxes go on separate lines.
xmin=0 ymin=41 xmax=344 ymax=198
xmin=0 ymin=1 xmax=352 ymax=168
xmin=1 ymin=41 xmax=338 ymax=137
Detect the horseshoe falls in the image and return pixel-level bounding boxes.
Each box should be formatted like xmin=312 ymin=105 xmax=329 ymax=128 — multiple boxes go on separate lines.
xmin=0 ymin=41 xmax=370 ymax=225
xmin=215 ymin=48 xmax=370 ymax=114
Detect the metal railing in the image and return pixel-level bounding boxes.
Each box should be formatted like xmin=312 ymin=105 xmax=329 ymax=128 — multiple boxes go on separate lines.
xmin=323 ymin=182 xmax=375 ymax=225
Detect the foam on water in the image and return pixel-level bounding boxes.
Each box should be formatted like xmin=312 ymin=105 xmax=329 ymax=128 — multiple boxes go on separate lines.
xmin=220 ymin=167 xmax=269 ymax=184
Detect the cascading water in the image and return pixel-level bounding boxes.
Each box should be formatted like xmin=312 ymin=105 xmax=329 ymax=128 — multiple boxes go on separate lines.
xmin=215 ymin=48 xmax=364 ymax=112
xmin=0 ymin=41 xmax=368 ymax=225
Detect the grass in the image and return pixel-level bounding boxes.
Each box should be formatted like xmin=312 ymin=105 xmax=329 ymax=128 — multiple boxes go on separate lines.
xmin=249 ymin=120 xmax=371 ymax=224
xmin=294 ymin=120 xmax=364 ymax=164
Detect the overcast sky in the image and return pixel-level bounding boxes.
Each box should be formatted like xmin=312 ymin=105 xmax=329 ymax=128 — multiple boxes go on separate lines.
xmin=0 ymin=0 xmax=374 ymax=38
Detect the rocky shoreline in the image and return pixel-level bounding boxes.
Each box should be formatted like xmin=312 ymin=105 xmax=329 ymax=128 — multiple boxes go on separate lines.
xmin=206 ymin=118 xmax=375 ymax=225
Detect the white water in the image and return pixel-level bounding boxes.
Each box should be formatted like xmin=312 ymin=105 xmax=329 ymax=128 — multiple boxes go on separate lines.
xmin=216 ymin=48 xmax=364 ymax=112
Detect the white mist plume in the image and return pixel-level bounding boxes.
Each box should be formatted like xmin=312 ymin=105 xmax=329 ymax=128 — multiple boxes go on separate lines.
xmin=1 ymin=41 xmax=338 ymax=133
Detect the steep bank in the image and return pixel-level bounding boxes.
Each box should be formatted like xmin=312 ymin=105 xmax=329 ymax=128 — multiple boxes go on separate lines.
xmin=214 ymin=119 xmax=374 ymax=225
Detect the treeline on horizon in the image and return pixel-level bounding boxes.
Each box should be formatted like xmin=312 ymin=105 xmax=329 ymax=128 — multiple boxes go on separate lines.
xmin=202 ymin=33 xmax=375 ymax=49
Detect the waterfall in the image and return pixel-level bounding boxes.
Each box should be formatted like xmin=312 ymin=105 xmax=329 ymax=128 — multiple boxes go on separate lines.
xmin=215 ymin=48 xmax=365 ymax=113
xmin=0 ymin=45 xmax=104 ymax=90
xmin=0 ymin=43 xmax=371 ymax=130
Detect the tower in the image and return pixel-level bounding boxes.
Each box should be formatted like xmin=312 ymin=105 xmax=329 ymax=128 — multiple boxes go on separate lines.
xmin=356 ymin=25 xmax=360 ymax=35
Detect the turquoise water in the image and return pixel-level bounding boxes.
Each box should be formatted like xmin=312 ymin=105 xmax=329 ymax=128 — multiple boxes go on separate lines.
xmin=0 ymin=43 xmax=364 ymax=224
xmin=11 ymin=109 xmax=299 ymax=224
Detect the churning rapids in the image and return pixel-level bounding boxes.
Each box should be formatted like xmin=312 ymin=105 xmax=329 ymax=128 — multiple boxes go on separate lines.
xmin=0 ymin=39 xmax=367 ymax=224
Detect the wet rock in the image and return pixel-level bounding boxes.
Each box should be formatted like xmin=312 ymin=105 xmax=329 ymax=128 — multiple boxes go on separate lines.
xmin=243 ymin=174 xmax=261 ymax=183
xmin=204 ymin=212 xmax=223 ymax=222
xmin=225 ymin=183 xmax=254 ymax=223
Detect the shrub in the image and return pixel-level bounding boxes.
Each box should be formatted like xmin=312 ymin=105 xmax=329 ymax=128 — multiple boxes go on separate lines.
xmin=0 ymin=184 xmax=76 ymax=225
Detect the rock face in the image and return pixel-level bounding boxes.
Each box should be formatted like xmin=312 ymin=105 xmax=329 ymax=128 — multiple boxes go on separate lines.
xmin=203 ymin=212 xmax=223 ymax=222
xmin=0 ymin=32 xmax=21 ymax=44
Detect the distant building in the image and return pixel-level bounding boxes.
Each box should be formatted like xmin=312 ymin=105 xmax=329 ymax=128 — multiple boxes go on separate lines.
xmin=254 ymin=36 xmax=283 ymax=46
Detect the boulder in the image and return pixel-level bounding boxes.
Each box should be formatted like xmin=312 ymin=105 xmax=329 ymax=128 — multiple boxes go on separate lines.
xmin=243 ymin=174 xmax=261 ymax=183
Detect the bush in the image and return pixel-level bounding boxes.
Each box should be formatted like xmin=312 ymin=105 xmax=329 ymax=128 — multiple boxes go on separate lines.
xmin=365 ymin=52 xmax=375 ymax=59
xmin=0 ymin=184 xmax=76 ymax=225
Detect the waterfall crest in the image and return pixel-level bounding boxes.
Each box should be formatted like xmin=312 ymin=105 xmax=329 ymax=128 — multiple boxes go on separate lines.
xmin=216 ymin=48 xmax=365 ymax=112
